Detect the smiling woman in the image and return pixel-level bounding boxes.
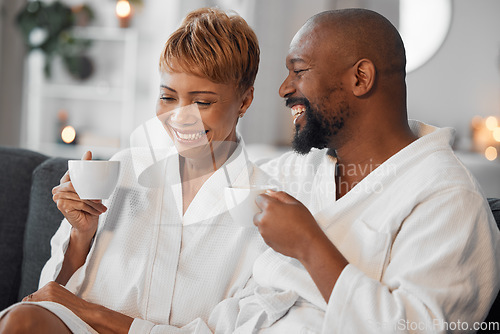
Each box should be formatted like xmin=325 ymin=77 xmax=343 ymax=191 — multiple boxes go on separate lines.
xmin=0 ymin=7 xmax=274 ymax=334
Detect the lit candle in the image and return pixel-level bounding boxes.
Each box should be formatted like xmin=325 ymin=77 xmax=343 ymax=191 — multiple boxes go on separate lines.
xmin=116 ymin=0 xmax=132 ymax=28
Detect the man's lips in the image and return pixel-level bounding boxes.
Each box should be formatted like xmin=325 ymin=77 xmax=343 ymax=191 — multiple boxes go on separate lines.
xmin=290 ymin=104 xmax=306 ymax=125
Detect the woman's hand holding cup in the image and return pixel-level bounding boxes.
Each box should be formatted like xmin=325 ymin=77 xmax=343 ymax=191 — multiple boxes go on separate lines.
xmin=52 ymin=151 xmax=107 ymax=243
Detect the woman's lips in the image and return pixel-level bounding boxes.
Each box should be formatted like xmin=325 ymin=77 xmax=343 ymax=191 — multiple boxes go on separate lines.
xmin=171 ymin=128 xmax=208 ymax=144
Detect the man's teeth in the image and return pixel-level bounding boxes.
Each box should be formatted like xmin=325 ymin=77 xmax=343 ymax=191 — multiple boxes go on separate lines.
xmin=175 ymin=130 xmax=206 ymax=141
xmin=291 ymin=106 xmax=306 ymax=117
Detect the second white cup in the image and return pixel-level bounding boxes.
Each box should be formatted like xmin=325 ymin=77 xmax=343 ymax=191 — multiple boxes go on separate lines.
xmin=224 ymin=185 xmax=277 ymax=227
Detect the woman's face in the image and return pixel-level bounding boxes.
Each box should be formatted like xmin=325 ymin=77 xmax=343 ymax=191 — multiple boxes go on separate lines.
xmin=156 ymin=70 xmax=252 ymax=160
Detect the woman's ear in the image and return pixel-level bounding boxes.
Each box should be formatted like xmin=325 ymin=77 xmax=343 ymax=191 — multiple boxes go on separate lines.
xmin=351 ymin=59 xmax=375 ymax=97
xmin=239 ymin=87 xmax=254 ymax=117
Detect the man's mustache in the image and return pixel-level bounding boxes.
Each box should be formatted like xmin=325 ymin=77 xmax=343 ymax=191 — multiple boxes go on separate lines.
xmin=285 ymin=97 xmax=310 ymax=109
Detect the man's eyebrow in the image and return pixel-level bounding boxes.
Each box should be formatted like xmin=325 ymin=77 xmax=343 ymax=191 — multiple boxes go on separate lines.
xmin=286 ymin=57 xmax=307 ymax=69
xmin=160 ymin=85 xmax=217 ymax=95
xmin=289 ymin=58 xmax=306 ymax=64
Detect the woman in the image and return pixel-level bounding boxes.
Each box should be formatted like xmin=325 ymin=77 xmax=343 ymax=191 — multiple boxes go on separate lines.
xmin=0 ymin=7 xmax=270 ymax=333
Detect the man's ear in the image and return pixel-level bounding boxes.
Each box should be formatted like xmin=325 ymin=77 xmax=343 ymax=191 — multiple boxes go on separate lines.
xmin=239 ymin=86 xmax=254 ymax=116
xmin=351 ymin=59 xmax=375 ymax=97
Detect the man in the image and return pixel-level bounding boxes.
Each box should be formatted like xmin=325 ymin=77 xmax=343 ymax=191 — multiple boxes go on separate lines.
xmin=245 ymin=8 xmax=500 ymax=333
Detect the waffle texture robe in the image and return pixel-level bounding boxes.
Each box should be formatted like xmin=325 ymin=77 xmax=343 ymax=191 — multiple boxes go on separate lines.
xmin=0 ymin=134 xmax=271 ymax=333
xmin=234 ymin=120 xmax=500 ymax=334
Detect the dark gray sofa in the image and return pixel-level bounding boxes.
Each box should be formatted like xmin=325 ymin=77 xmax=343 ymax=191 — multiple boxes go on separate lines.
xmin=0 ymin=145 xmax=499 ymax=324
xmin=0 ymin=146 xmax=67 ymax=309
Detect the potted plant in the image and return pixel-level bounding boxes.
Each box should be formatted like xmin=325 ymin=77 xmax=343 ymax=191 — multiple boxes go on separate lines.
xmin=16 ymin=1 xmax=95 ymax=80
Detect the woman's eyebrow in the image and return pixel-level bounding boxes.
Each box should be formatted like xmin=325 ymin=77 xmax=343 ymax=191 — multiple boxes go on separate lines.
xmin=188 ymin=90 xmax=217 ymax=95
xmin=160 ymin=84 xmax=176 ymax=92
xmin=160 ymin=85 xmax=218 ymax=95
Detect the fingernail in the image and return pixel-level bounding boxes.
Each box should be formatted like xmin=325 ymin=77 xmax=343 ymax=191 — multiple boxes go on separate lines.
xmin=265 ymin=189 xmax=276 ymax=194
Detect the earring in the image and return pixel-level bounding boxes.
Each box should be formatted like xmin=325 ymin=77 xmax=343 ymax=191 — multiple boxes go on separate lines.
xmin=239 ymin=113 xmax=244 ymax=118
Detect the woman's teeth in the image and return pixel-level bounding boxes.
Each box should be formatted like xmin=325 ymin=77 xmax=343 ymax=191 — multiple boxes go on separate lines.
xmin=175 ymin=130 xmax=206 ymax=141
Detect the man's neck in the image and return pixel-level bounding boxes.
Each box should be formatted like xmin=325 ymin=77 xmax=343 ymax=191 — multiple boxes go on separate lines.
xmin=333 ymin=126 xmax=417 ymax=199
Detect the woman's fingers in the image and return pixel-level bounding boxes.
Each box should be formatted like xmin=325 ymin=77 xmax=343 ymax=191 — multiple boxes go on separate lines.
xmin=59 ymin=171 xmax=70 ymax=184
xmin=55 ymin=197 xmax=106 ymax=216
xmin=82 ymin=151 xmax=92 ymax=161
xmin=57 ymin=151 xmax=91 ymax=185
xmin=53 ymin=180 xmax=77 ymax=195
xmin=53 ymin=190 xmax=107 ymax=213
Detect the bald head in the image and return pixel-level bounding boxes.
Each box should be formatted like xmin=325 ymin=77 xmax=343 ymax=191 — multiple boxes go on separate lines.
xmin=300 ymin=8 xmax=406 ymax=77
xmin=280 ymin=8 xmax=413 ymax=155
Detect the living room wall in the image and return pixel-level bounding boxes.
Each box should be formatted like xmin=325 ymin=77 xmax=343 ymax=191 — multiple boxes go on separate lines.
xmin=406 ymin=0 xmax=500 ymax=150
xmin=1 ymin=0 xmax=500 ymax=151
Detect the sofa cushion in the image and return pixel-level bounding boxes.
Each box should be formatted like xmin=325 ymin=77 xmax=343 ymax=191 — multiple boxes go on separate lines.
xmin=0 ymin=146 xmax=47 ymax=309
xmin=480 ymin=198 xmax=500 ymax=327
xmin=18 ymin=157 xmax=68 ymax=300
xmin=488 ymin=198 xmax=500 ymax=229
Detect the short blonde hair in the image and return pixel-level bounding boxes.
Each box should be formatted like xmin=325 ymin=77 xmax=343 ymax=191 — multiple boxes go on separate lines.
xmin=159 ymin=7 xmax=259 ymax=95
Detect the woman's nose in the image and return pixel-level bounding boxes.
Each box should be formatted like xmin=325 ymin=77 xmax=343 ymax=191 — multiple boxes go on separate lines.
xmin=169 ymin=104 xmax=200 ymax=126
xmin=279 ymin=75 xmax=295 ymax=98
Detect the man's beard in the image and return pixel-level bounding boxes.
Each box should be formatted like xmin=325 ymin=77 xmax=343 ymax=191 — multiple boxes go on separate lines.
xmin=291 ymin=99 xmax=346 ymax=155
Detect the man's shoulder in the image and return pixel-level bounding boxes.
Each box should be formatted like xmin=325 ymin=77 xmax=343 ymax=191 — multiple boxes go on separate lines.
xmin=413 ymin=148 xmax=483 ymax=195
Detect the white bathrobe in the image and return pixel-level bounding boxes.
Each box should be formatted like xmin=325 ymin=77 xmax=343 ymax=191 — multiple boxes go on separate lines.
xmin=233 ymin=120 xmax=500 ymax=333
xmin=0 ymin=120 xmax=272 ymax=333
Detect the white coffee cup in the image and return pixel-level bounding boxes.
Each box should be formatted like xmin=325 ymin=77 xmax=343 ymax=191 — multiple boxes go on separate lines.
xmin=68 ymin=160 xmax=120 ymax=200
xmin=224 ymin=185 xmax=277 ymax=227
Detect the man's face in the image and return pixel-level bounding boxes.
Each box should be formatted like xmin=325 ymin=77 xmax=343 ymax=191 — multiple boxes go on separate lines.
xmin=279 ymin=25 xmax=352 ymax=154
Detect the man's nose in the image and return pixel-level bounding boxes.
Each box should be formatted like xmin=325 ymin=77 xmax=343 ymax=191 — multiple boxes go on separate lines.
xmin=279 ymin=75 xmax=295 ymax=98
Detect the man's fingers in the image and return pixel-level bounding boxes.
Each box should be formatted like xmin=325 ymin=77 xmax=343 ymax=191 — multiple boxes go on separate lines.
xmin=266 ymin=190 xmax=298 ymax=204
xmin=253 ymin=211 xmax=263 ymax=226
xmin=255 ymin=193 xmax=276 ymax=209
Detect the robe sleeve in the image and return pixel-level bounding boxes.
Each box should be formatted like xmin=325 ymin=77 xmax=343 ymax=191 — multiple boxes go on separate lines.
xmin=38 ymin=218 xmax=73 ymax=288
xmin=322 ymin=189 xmax=500 ymax=333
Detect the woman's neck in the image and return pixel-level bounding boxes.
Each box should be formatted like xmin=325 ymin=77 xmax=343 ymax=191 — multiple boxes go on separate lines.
xmin=181 ymin=140 xmax=238 ymax=181
xmin=180 ymin=140 xmax=238 ymax=215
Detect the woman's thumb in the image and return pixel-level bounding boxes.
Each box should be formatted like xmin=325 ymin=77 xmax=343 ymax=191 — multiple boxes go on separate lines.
xmin=82 ymin=151 xmax=93 ymax=161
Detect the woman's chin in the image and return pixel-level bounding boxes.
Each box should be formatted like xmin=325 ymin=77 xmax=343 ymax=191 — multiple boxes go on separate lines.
xmin=174 ymin=141 xmax=211 ymax=161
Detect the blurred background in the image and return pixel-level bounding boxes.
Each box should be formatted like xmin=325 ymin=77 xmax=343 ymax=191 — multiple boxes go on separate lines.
xmin=1 ymin=0 xmax=500 ymax=196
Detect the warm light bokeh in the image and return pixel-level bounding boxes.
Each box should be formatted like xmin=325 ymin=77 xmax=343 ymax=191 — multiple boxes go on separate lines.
xmin=471 ymin=115 xmax=500 ymax=160
xmin=116 ymin=0 xmax=131 ymax=18
xmin=485 ymin=116 xmax=498 ymax=131
xmin=485 ymin=146 xmax=498 ymax=161
xmin=494 ymin=127 xmax=500 ymax=142
xmin=61 ymin=125 xmax=76 ymax=144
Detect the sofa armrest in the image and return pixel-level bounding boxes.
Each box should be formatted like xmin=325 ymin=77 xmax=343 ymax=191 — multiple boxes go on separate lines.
xmin=0 ymin=146 xmax=48 ymax=309
xmin=18 ymin=157 xmax=68 ymax=300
